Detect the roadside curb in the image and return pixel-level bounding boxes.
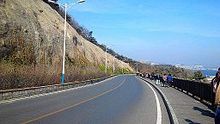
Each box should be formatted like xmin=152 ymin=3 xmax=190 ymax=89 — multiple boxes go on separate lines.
xmin=140 ymin=77 xmax=179 ymax=124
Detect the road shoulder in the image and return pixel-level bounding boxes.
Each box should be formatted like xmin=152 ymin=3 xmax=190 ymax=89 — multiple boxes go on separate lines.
xmin=142 ymin=78 xmax=214 ymax=124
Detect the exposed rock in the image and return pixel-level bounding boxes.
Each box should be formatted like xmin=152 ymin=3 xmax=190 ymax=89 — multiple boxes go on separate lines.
xmin=0 ymin=0 xmax=132 ymax=71
xmin=0 ymin=0 xmax=6 ymax=6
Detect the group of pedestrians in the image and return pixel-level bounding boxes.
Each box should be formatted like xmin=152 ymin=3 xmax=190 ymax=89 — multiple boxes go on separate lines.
xmin=161 ymin=74 xmax=173 ymax=87
xmin=150 ymin=73 xmax=173 ymax=87
xmin=145 ymin=68 xmax=220 ymax=123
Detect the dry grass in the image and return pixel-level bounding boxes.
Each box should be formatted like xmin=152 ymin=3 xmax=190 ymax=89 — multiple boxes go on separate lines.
xmin=0 ymin=62 xmax=108 ymax=90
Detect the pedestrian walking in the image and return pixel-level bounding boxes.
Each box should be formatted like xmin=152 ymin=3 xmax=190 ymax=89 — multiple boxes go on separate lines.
xmin=162 ymin=74 xmax=167 ymax=87
xmin=167 ymin=74 xmax=173 ymax=87
xmin=156 ymin=74 xmax=160 ymax=85
xmin=214 ymin=68 xmax=220 ymax=124
xmin=212 ymin=68 xmax=220 ymax=106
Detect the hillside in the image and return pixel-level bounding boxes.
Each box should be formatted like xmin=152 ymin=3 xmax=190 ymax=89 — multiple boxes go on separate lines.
xmin=136 ymin=63 xmax=194 ymax=79
xmin=0 ymin=0 xmax=133 ymax=89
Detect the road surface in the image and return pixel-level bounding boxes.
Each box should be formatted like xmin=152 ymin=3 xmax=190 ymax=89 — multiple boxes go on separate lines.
xmin=0 ymin=75 xmax=170 ymax=124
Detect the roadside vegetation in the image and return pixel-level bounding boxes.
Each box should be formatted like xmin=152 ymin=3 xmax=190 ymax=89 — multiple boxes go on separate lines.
xmin=135 ymin=62 xmax=210 ymax=84
xmin=0 ymin=61 xmax=111 ymax=90
xmin=0 ymin=59 xmax=132 ymax=90
xmin=193 ymin=70 xmax=205 ymax=80
xmin=135 ymin=63 xmax=195 ymax=79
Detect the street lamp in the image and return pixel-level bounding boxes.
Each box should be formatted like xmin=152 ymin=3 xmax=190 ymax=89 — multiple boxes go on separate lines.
xmin=61 ymin=0 xmax=86 ymax=84
xmin=113 ymin=55 xmax=117 ymax=73
xmin=60 ymin=0 xmax=85 ymax=84
xmin=105 ymin=46 xmax=108 ymax=74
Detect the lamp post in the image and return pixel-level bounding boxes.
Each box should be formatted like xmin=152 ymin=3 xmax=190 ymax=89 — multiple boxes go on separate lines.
xmin=113 ymin=55 xmax=117 ymax=73
xmin=105 ymin=46 xmax=108 ymax=74
xmin=113 ymin=56 xmax=115 ymax=73
xmin=61 ymin=3 xmax=67 ymax=84
xmin=60 ymin=0 xmax=85 ymax=84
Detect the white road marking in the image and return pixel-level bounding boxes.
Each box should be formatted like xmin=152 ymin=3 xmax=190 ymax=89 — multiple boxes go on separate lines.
xmin=141 ymin=77 xmax=179 ymax=124
xmin=22 ymin=78 xmax=126 ymax=124
xmin=141 ymin=79 xmax=162 ymax=124
xmin=0 ymin=76 xmax=118 ymax=104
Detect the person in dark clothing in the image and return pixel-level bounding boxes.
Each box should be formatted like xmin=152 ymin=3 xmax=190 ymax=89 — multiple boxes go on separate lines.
xmin=167 ymin=74 xmax=173 ymax=87
xmin=155 ymin=74 xmax=160 ymax=85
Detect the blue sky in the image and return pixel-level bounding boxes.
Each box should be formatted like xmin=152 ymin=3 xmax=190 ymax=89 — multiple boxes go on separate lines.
xmin=59 ymin=0 xmax=220 ymax=68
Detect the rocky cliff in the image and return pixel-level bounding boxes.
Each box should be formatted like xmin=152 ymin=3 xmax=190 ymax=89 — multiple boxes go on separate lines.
xmin=0 ymin=0 xmax=132 ymax=89
xmin=0 ymin=0 xmax=132 ymax=69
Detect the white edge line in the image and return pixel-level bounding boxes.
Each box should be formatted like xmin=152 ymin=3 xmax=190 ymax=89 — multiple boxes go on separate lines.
xmin=141 ymin=77 xmax=179 ymax=124
xmin=0 ymin=76 xmax=118 ymax=104
xmin=138 ymin=78 xmax=162 ymax=124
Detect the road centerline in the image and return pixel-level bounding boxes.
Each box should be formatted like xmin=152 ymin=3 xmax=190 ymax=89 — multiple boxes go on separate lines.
xmin=22 ymin=78 xmax=127 ymax=124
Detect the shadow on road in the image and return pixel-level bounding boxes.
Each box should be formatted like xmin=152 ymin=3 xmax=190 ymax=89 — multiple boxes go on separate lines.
xmin=193 ymin=106 xmax=215 ymax=118
xmin=185 ymin=119 xmax=200 ymax=124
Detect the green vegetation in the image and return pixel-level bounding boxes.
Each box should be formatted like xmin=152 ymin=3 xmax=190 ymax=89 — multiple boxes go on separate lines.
xmin=193 ymin=70 xmax=205 ymax=80
xmin=98 ymin=64 xmax=131 ymax=75
xmin=135 ymin=63 xmax=194 ymax=79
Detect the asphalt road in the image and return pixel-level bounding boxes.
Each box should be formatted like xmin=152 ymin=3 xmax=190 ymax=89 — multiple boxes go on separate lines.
xmin=0 ymin=75 xmax=170 ymax=124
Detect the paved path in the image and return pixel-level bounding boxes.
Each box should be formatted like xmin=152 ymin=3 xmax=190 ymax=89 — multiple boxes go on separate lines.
xmin=145 ymin=78 xmax=215 ymax=124
xmin=0 ymin=75 xmax=170 ymax=124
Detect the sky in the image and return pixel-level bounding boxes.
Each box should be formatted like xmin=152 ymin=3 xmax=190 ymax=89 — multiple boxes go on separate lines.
xmin=59 ymin=0 xmax=220 ymax=68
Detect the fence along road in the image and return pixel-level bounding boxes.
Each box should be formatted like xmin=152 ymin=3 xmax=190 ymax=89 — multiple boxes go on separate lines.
xmin=0 ymin=75 xmax=170 ymax=124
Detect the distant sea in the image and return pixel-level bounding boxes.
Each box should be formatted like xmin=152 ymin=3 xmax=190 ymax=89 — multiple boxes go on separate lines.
xmin=201 ymin=70 xmax=217 ymax=77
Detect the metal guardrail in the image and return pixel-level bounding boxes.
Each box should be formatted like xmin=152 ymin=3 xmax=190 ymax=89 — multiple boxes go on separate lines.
xmin=172 ymin=78 xmax=213 ymax=105
xmin=0 ymin=76 xmax=114 ymax=101
xmin=138 ymin=73 xmax=214 ymax=106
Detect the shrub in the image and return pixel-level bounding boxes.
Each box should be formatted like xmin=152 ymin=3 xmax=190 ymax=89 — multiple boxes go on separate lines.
xmin=193 ymin=70 xmax=205 ymax=80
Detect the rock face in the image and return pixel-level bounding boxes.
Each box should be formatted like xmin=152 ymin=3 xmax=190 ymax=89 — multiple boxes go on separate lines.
xmin=0 ymin=0 xmax=132 ymax=71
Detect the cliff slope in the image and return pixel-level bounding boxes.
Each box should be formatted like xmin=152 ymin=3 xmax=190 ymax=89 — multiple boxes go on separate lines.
xmin=0 ymin=0 xmax=132 ymax=89
xmin=0 ymin=0 xmax=132 ymax=68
